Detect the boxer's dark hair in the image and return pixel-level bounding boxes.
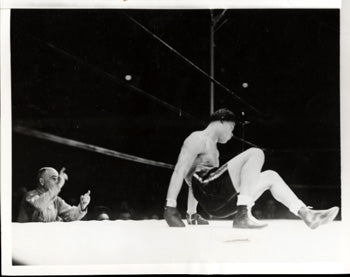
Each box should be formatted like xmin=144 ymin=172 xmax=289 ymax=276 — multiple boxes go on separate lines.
xmin=209 ymin=108 xmax=237 ymax=123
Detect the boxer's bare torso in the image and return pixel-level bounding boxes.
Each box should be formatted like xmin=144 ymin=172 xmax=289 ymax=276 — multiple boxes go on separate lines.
xmin=182 ymin=131 xmax=220 ymax=184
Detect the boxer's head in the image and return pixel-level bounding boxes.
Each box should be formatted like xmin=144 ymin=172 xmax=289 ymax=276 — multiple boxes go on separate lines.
xmin=37 ymin=167 xmax=59 ymax=189
xmin=209 ymin=108 xmax=236 ymax=143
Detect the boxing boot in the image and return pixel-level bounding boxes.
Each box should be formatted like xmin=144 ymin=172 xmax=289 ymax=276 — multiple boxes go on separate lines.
xmin=186 ymin=213 xmax=209 ymax=225
xmin=232 ymin=205 xmax=268 ymax=229
xmin=164 ymin=206 xmax=185 ymax=227
xmin=298 ymin=206 xmax=339 ymax=229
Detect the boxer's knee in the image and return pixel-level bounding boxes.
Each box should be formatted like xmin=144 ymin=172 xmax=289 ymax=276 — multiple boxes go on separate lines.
xmin=246 ymin=147 xmax=265 ymax=163
xmin=261 ymin=170 xmax=280 ymax=184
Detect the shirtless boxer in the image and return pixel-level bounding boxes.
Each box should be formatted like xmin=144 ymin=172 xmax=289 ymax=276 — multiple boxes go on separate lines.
xmin=164 ymin=108 xmax=339 ymax=229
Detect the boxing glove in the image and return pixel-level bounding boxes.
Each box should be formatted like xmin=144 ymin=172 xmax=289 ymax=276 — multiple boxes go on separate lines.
xmin=164 ymin=206 xmax=185 ymax=227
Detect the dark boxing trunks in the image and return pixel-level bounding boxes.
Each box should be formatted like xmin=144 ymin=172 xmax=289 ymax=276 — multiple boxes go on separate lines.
xmin=191 ymin=163 xmax=238 ymax=218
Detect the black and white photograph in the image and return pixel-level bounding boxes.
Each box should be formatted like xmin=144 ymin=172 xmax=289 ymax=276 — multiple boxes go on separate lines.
xmin=1 ymin=0 xmax=350 ymax=275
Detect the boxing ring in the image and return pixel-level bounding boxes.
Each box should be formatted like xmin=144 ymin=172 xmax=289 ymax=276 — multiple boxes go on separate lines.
xmin=9 ymin=127 xmax=347 ymax=273
xmin=12 ymin=219 xmax=346 ymax=270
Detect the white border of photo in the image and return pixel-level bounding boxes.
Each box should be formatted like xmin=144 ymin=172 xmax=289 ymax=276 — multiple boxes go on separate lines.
xmin=0 ymin=0 xmax=343 ymax=9
xmin=1 ymin=0 xmax=349 ymax=274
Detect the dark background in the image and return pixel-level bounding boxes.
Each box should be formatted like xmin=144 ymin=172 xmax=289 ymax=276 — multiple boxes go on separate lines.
xmin=11 ymin=9 xmax=340 ymax=221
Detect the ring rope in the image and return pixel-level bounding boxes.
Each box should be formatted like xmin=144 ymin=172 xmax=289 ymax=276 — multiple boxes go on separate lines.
xmin=14 ymin=125 xmax=338 ymax=189
xmin=13 ymin=125 xmax=175 ymax=170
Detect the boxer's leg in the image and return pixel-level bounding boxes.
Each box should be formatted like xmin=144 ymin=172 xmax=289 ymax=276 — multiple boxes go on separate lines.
xmin=230 ymin=167 xmax=339 ymax=229
xmin=251 ymin=170 xmax=306 ymax=215
xmin=225 ymin=148 xmax=267 ymax=228
xmin=227 ymin=147 xmax=265 ymax=207
xmin=252 ymin=170 xmax=339 ymax=229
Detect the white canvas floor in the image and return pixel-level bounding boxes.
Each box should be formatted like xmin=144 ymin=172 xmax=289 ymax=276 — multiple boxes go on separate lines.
xmin=12 ymin=219 xmax=346 ymax=266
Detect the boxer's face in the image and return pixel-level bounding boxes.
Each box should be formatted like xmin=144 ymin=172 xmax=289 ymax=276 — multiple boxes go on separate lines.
xmin=218 ymin=121 xmax=235 ymax=143
xmin=39 ymin=168 xmax=59 ymax=190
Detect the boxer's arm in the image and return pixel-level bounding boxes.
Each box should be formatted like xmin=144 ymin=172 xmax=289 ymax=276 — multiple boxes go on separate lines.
xmin=166 ymin=137 xmax=204 ymax=206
